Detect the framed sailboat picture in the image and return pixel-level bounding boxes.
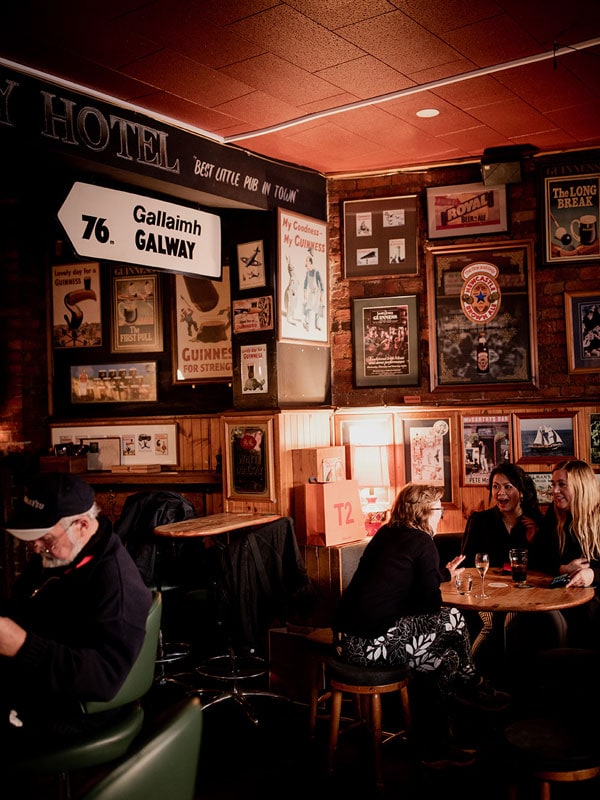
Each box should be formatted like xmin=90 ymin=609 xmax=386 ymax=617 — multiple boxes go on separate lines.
xmin=514 ymin=412 xmax=577 ymax=464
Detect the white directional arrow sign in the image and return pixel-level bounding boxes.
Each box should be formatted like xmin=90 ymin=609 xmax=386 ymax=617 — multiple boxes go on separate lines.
xmin=58 ymin=182 xmax=221 ymax=278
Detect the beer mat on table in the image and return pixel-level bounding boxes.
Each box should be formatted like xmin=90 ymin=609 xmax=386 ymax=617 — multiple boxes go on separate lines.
xmin=488 ymin=581 xmax=508 ymax=588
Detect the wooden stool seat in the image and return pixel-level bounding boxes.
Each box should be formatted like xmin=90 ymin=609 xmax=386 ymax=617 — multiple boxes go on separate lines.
xmin=324 ymin=657 xmax=412 ymax=792
xmin=504 ymin=718 xmax=600 ymax=799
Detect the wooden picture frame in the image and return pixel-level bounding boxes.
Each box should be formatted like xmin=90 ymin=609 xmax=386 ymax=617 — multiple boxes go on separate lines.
xmin=461 ymin=414 xmax=511 ymax=486
xmin=564 ymin=291 xmax=600 ymax=374
xmin=426 ymin=182 xmax=508 ymax=239
xmin=351 ymin=295 xmax=419 ymax=387
xmin=529 ymin=472 xmax=554 ymax=505
xmin=52 ymin=262 xmax=102 ymax=348
xmin=343 ymin=195 xmax=418 ymax=278
xmin=111 ymin=268 xmax=163 ymax=353
xmin=514 ymin=412 xmax=577 ymax=464
xmin=223 ymin=416 xmax=276 ymax=501
xmin=542 ymin=172 xmax=600 ymax=265
xmin=69 ymin=362 xmax=158 ymax=403
xmin=398 ymin=415 xmax=455 ymax=504
xmin=236 ymin=240 xmax=266 ymax=290
xmin=426 ymin=240 xmax=537 ymax=390
xmin=278 ymin=208 xmax=328 ymax=345
xmin=172 ymin=267 xmax=232 ymax=384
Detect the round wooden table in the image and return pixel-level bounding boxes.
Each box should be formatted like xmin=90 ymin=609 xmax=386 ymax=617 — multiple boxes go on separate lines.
xmin=442 ymin=569 xmax=594 ymax=657
xmin=441 ymin=568 xmax=594 ymax=613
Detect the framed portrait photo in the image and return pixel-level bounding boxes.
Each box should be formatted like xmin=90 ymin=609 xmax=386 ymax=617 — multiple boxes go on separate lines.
xmin=343 ymin=195 xmax=418 ymax=278
xmin=277 ymin=209 xmax=328 ymax=345
xmin=564 ymin=291 xmax=600 ymax=374
xmin=426 ymin=240 xmax=538 ymax=390
xmin=426 ymin=182 xmax=508 ymax=239
xmin=352 ymin=295 xmax=419 ymax=387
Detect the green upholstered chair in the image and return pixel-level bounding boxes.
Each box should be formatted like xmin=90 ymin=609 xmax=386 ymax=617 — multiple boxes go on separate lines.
xmin=79 ymin=696 xmax=202 ymax=800
xmin=11 ymin=591 xmax=162 ymax=799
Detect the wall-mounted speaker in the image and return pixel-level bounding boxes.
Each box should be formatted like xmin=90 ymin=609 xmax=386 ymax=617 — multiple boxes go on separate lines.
xmin=480 ymin=144 xmax=538 ymax=186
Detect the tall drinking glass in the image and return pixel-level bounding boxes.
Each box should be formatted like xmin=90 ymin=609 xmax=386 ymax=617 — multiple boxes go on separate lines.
xmin=475 ymin=552 xmax=490 ymax=598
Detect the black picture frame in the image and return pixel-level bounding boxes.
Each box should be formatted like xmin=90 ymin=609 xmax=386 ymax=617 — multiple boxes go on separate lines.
xmin=343 ymin=195 xmax=418 ymax=278
xmin=352 ymin=295 xmax=419 ymax=388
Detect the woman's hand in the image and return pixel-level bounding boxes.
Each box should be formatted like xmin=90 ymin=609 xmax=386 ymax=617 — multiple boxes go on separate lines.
xmin=446 ymin=554 xmax=465 ymax=580
xmin=566 ymin=563 xmax=594 ymax=587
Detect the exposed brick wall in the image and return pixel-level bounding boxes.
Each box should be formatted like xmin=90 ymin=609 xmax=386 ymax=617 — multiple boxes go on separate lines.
xmin=327 ymin=158 xmax=600 ymax=409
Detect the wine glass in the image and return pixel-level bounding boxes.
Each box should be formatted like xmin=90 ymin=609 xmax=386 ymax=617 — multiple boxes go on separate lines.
xmin=474 ymin=552 xmax=490 ymax=599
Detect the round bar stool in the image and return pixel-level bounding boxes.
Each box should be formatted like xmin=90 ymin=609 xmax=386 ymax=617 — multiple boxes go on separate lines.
xmin=324 ymin=657 xmax=412 ymax=792
xmin=504 ymin=718 xmax=600 ymax=800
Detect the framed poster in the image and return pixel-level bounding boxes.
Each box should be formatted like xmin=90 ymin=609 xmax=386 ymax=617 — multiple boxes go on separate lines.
xmin=343 ymin=195 xmax=418 ymax=278
xmin=69 ymin=362 xmax=157 ymax=403
xmin=426 ymin=240 xmax=537 ymax=390
xmin=52 ymin=262 xmax=102 ymax=348
xmin=542 ymin=172 xmax=600 ymax=264
xmin=111 ymin=267 xmax=163 ymax=353
xmin=223 ymin=416 xmax=276 ymax=501
xmin=173 ymin=267 xmax=232 ymax=384
xmin=514 ymin=412 xmax=577 ymax=464
xmin=240 ymin=343 xmax=268 ymax=395
xmin=278 ymin=208 xmax=328 ymax=344
xmin=461 ymin=415 xmax=511 ymax=486
xmin=564 ymin=291 xmax=600 ymax=374
xmin=400 ymin=416 xmax=454 ymax=504
xmin=351 ymin=295 xmax=419 ymax=387
xmin=236 ymin=240 xmax=266 ymax=290
xmin=591 ymin=413 xmax=600 ymax=466
xmin=232 ymin=296 xmax=274 ymax=334
xmin=426 ymin=182 xmax=508 ymax=239
xmin=529 ymin=472 xmax=554 ymax=505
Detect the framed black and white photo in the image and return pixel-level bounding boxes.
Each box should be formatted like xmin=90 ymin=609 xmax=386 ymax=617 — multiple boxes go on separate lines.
xmin=343 ymin=195 xmax=418 ymax=278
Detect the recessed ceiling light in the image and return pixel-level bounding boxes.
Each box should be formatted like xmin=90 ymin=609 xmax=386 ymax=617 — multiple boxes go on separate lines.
xmin=416 ymin=108 xmax=440 ymax=118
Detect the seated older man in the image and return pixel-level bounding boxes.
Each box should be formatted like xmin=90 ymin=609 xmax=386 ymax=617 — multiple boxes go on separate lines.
xmin=0 ymin=471 xmax=151 ymax=755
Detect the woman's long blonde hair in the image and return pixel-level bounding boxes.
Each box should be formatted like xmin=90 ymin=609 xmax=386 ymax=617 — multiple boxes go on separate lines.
xmin=552 ymin=459 xmax=600 ymax=559
xmin=388 ymin=482 xmax=443 ymax=537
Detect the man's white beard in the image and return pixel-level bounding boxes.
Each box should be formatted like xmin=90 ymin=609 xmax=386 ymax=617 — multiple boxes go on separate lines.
xmin=41 ymin=536 xmax=85 ymax=568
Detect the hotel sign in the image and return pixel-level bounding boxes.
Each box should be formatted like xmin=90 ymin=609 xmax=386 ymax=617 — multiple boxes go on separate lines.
xmin=58 ymin=182 xmax=221 ymax=278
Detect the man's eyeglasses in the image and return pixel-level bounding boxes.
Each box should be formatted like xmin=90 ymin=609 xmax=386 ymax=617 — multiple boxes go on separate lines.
xmin=431 ymin=506 xmax=445 ymax=519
